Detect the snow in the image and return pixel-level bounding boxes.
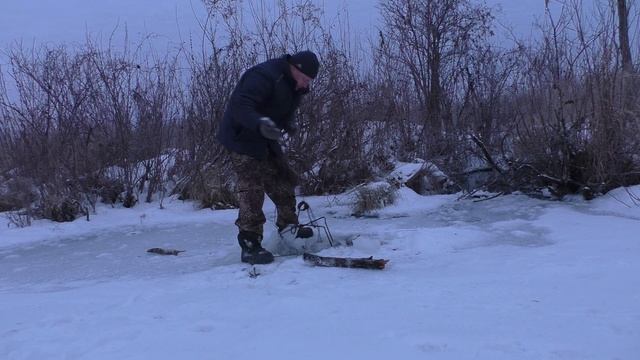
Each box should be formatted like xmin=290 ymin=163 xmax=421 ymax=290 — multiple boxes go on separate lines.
xmin=388 ymin=161 xmax=425 ymax=184
xmin=1 ymin=186 xmax=639 ymax=359
xmin=1 ymin=1 xmax=636 ymax=356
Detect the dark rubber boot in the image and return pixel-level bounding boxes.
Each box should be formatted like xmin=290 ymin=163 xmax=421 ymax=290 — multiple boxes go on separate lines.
xmin=295 ymin=225 xmax=313 ymax=239
xmin=238 ymin=231 xmax=274 ymax=264
xmin=278 ymin=224 xmax=314 ymax=239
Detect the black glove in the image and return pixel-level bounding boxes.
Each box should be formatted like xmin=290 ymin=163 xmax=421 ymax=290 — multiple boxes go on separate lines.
xmin=258 ymin=117 xmax=281 ymax=140
xmin=285 ymin=123 xmax=298 ymax=136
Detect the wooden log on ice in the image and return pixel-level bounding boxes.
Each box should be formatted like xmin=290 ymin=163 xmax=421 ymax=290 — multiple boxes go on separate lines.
xmin=303 ymin=253 xmax=389 ymax=270
xmin=147 ymin=248 xmax=185 ymax=256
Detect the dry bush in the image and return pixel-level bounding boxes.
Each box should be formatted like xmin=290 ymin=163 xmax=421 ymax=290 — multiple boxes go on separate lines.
xmin=497 ymin=0 xmax=640 ymax=198
xmin=352 ymin=182 xmax=398 ymax=216
xmin=0 ymin=38 xmax=183 ymax=220
xmin=4 ymin=211 xmax=32 ymax=228
xmin=40 ymin=197 xmax=83 ymax=223
xmin=0 ymin=176 xmax=37 ymax=212
xmin=1 ymin=0 xmax=638 ymax=228
xmin=379 ymin=0 xmax=494 ymax=141
xmin=173 ymin=159 xmax=238 ymax=210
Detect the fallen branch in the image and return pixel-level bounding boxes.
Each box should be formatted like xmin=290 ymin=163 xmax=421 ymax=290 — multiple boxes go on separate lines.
xmin=470 ymin=134 xmax=504 ymax=175
xmin=147 ymin=248 xmax=185 ymax=256
xmin=472 ymin=192 xmax=505 ymax=202
xmin=303 ymin=253 xmax=389 ymax=270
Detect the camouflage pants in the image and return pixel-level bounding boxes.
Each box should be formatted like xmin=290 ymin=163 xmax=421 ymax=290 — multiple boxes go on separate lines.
xmin=229 ymin=151 xmax=299 ymax=236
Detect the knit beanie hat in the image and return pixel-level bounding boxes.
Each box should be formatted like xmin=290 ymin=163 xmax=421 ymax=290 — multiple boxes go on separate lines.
xmin=289 ymin=50 xmax=320 ymax=79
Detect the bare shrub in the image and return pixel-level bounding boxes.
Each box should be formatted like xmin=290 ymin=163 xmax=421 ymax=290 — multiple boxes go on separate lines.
xmin=42 ymin=198 xmax=83 ymax=223
xmin=496 ymin=0 xmax=640 ymax=198
xmin=122 ymin=190 xmax=138 ymax=209
xmin=0 ymin=35 xmax=183 ymax=219
xmin=96 ymin=177 xmax=126 ymax=205
xmin=5 ymin=211 xmax=32 ymax=228
xmin=301 ymin=158 xmax=373 ymax=195
xmin=379 ymin=0 xmax=494 ymax=144
xmin=1 ymin=0 xmax=638 ymax=228
xmin=0 ymin=177 xmax=37 ymax=213
xmin=352 ymin=182 xmax=398 ymax=216
xmin=173 ymin=162 xmax=238 ymax=210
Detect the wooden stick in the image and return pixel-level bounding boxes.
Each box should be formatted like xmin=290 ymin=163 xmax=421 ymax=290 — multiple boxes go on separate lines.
xmin=147 ymin=248 xmax=185 ymax=256
xmin=303 ymin=253 xmax=389 ymax=270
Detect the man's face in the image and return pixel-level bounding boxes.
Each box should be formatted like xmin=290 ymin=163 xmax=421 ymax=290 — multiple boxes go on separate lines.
xmin=290 ymin=64 xmax=313 ymax=92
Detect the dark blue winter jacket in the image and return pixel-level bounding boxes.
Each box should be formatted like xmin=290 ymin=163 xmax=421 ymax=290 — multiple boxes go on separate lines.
xmin=217 ymin=56 xmax=302 ymax=159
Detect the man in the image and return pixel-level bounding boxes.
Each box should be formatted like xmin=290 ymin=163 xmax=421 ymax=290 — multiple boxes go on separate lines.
xmin=217 ymin=50 xmax=320 ymax=264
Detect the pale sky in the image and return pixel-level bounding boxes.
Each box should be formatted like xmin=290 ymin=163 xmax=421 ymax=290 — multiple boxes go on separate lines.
xmin=0 ymin=0 xmax=548 ymax=51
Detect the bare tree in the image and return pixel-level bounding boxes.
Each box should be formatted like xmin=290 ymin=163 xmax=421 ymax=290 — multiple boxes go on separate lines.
xmin=378 ymin=0 xmax=493 ymax=138
xmin=616 ymin=0 xmax=634 ymax=73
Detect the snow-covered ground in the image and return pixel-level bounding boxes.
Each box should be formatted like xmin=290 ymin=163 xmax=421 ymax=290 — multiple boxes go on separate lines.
xmin=1 ymin=187 xmax=639 ymax=359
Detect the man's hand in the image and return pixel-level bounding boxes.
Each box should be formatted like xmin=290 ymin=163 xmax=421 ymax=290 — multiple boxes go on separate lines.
xmin=285 ymin=123 xmax=298 ymax=136
xmin=258 ymin=117 xmax=281 ymax=140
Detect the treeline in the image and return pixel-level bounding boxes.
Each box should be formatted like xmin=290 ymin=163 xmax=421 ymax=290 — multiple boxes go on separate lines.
xmin=0 ymin=0 xmax=638 ymax=225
